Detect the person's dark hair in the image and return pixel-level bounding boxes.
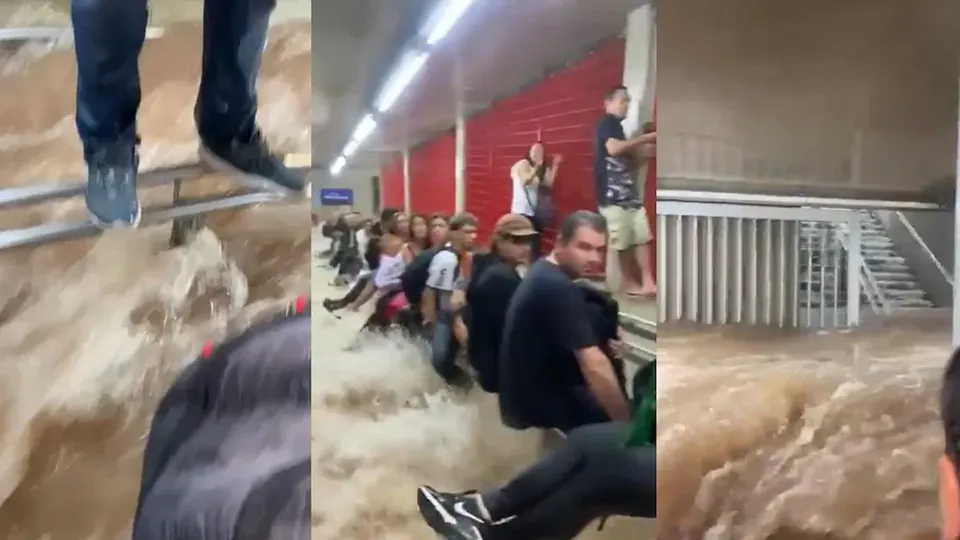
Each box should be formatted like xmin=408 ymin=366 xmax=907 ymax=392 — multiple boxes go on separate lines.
xmin=388 ymin=216 xmax=405 ymax=236
xmin=525 ymin=142 xmax=547 ymax=178
xmin=449 ymin=212 xmax=478 ymax=232
xmin=429 ymin=213 xmax=449 ymax=225
xmin=604 ymin=85 xmax=628 ymax=101
xmin=408 ymin=214 xmax=429 ymax=247
xmin=380 ymin=207 xmax=400 ymax=224
xmin=942 ymin=347 xmax=960 ymax=461
xmin=557 ymin=210 xmax=607 ymax=244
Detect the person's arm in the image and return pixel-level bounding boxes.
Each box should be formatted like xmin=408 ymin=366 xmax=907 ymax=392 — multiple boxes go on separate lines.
xmin=551 ymin=285 xmax=631 ymax=421
xmin=543 ymin=155 xmax=562 ymax=188
xmin=606 ymin=130 xmax=656 ymax=157
xmin=346 ymin=281 xmax=376 ymax=311
xmin=601 ymin=115 xmax=655 ymax=157
xmin=422 ymin=250 xmax=458 ymax=325
xmin=450 ymin=275 xmax=471 ymax=344
xmin=352 ymin=236 xmax=402 ymax=310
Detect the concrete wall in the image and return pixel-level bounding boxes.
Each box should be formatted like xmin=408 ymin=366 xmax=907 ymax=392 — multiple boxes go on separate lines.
xmin=658 ymin=0 xmax=960 ymax=200
xmin=881 ymin=209 xmax=955 ymax=306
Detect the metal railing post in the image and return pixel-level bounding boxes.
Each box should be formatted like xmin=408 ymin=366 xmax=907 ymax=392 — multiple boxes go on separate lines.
xmin=846 ymin=213 xmax=862 ymax=326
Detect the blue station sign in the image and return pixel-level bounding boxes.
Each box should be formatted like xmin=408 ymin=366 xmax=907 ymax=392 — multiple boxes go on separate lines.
xmin=319 ymin=188 xmax=354 ymax=206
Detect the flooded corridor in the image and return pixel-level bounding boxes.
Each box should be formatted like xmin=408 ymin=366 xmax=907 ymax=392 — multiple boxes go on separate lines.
xmin=310 ymin=239 xmax=654 ymax=539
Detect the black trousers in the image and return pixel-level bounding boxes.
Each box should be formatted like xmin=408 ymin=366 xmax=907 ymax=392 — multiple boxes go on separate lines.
xmin=72 ymin=0 xmax=274 ymax=157
xmin=482 ymin=422 xmax=654 ymax=540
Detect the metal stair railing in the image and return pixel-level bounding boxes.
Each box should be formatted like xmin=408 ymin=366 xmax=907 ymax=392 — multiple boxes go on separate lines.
xmin=830 ymin=221 xmax=891 ymax=315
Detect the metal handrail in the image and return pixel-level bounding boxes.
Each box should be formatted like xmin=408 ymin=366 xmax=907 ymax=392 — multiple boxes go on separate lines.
xmin=0 ymin=27 xmax=165 ymax=44
xmin=0 ymin=163 xmax=205 ymax=210
xmin=893 ymin=210 xmax=954 ymax=286
xmin=619 ymin=310 xmax=655 ymax=342
xmin=832 ymin=221 xmax=890 ymax=314
xmin=656 ymin=189 xmax=942 ymax=211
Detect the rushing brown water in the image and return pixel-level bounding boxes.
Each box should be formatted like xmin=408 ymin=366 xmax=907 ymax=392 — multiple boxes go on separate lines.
xmin=658 ymin=315 xmax=953 ymax=539
xmin=0 ymin=14 xmax=311 ymax=540
xmin=310 ymin=243 xmax=654 ymax=539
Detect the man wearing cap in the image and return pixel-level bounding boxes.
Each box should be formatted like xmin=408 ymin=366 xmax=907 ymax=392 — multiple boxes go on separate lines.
xmin=464 ymin=213 xmax=537 ymax=393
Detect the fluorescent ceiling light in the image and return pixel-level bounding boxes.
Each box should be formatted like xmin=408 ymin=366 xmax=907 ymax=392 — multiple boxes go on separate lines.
xmin=342 ymin=138 xmax=361 ymax=158
xmin=330 ymin=155 xmax=346 ymax=176
xmin=423 ymin=0 xmax=476 ymax=46
xmin=374 ymin=49 xmax=429 ymax=113
xmin=350 ymin=114 xmax=377 ymax=144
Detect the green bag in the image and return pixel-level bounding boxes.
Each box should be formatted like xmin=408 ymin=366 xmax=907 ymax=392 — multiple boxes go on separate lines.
xmin=625 ymin=360 xmax=655 ymax=448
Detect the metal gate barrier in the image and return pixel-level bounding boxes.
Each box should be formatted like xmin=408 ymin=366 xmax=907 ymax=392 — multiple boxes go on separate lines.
xmin=0 ymin=160 xmax=310 ymax=252
xmin=657 ymin=199 xmax=864 ymax=328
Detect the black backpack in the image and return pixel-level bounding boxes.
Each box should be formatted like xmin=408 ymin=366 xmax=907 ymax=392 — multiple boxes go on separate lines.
xmin=400 ymin=245 xmax=450 ymax=305
xmin=577 ymin=282 xmax=627 ymax=394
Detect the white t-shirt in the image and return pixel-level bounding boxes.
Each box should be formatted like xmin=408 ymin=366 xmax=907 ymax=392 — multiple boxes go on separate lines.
xmin=510 ymin=160 xmax=538 ymax=216
xmin=356 ymin=229 xmax=370 ymax=266
xmin=426 ymin=248 xmax=459 ymax=292
xmin=374 ymin=253 xmax=405 ymax=288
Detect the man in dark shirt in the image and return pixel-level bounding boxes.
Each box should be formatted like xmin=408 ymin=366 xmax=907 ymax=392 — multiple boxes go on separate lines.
xmin=498 ymin=211 xmax=632 ymax=433
xmin=594 ymin=85 xmax=657 ymax=297
xmin=466 ymin=214 xmax=537 ymax=393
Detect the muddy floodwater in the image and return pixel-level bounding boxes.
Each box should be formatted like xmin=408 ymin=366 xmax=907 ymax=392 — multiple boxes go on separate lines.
xmin=310 ymin=239 xmax=655 ymax=539
xmin=658 ymin=314 xmax=952 ymax=539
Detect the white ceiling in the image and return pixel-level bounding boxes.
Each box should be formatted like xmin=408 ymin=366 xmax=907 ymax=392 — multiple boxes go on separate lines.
xmin=328 ymin=0 xmax=648 ymax=174
xmin=312 ymin=0 xmax=435 ymax=169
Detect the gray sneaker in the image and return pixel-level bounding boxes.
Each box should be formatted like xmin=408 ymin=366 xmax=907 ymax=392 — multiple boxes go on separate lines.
xmin=199 ymin=130 xmax=307 ymax=198
xmin=84 ymin=142 xmax=142 ymax=229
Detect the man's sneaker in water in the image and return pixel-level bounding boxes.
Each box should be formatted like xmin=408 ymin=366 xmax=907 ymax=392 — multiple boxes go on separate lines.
xmin=417 ymin=486 xmax=487 ymax=540
xmin=199 ymin=130 xmax=307 ymax=197
xmin=84 ymin=142 xmax=142 ymax=229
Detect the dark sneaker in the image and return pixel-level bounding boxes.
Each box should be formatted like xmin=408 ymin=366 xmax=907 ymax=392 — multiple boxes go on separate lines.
xmin=322 ymin=298 xmax=343 ymax=320
xmin=84 ymin=141 xmax=142 ymax=229
xmin=198 ymin=129 xmax=307 ymax=197
xmin=416 ymin=486 xmax=487 ymax=540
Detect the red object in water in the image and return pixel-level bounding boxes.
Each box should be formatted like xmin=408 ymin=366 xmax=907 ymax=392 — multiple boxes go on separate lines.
xmin=293 ymin=294 xmax=308 ymax=315
xmin=384 ymin=292 xmax=410 ymax=320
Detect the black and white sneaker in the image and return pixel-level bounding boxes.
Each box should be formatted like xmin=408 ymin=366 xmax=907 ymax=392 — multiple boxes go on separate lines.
xmin=417 ymin=486 xmax=487 ymax=540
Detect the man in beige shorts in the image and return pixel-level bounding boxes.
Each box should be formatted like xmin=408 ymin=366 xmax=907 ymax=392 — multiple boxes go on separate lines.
xmin=594 ymin=86 xmax=657 ymax=296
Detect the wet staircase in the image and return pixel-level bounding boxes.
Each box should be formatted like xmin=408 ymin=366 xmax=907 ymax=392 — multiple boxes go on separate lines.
xmin=799 ymin=212 xmax=933 ymax=311
xmin=856 ymin=211 xmax=933 ymax=308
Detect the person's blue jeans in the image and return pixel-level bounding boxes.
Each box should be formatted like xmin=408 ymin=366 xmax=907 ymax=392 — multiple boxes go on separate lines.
xmin=71 ymin=0 xmax=275 ymax=159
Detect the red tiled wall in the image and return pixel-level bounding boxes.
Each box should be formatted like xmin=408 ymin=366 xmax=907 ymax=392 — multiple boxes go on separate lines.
xmin=409 ymin=131 xmax=457 ymax=215
xmin=380 ymin=154 xmax=405 ymax=209
xmin=465 ymin=40 xmax=627 ymax=246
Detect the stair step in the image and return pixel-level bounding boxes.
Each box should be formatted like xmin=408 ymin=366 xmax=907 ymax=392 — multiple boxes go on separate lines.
xmin=873 ymin=271 xmax=915 ymax=280
xmin=875 ymin=280 xmax=922 ymax=290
